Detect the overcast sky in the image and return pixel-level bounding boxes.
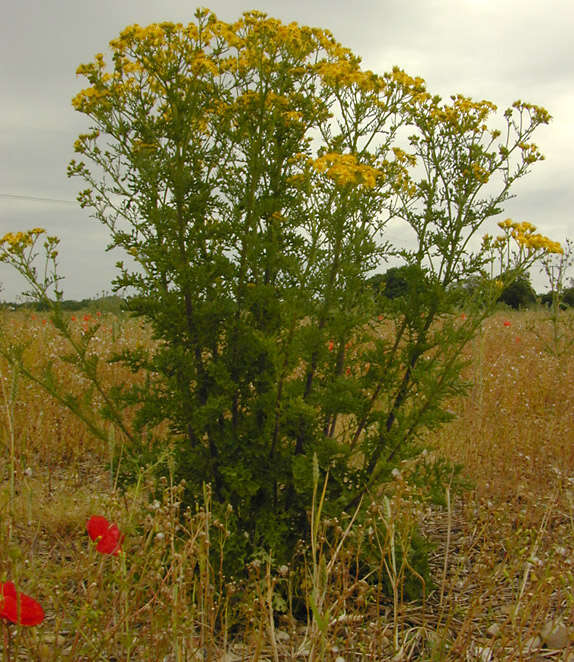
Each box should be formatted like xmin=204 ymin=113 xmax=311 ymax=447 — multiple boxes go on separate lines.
xmin=1 ymin=0 xmax=573 ymax=300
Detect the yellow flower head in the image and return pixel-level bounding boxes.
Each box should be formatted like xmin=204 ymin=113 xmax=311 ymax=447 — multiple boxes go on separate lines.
xmin=312 ymin=153 xmax=380 ymax=189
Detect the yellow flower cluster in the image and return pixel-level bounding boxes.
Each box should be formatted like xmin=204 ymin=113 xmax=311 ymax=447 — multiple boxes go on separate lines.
xmin=106 ymin=11 xmax=352 ymax=81
xmin=523 ymin=234 xmax=562 ymax=252
xmin=392 ymin=147 xmax=416 ymax=168
xmin=282 ymin=110 xmax=303 ymax=123
xmin=517 ymin=141 xmax=543 ymax=165
xmin=313 ymin=153 xmax=380 ymax=189
xmin=0 ymin=229 xmax=45 ymax=258
xmin=70 ymin=7 xmax=427 ymax=137
xmin=84 ymin=10 xmax=432 ymax=121
xmin=1 ymin=229 xmax=44 ymax=246
xmin=110 ymin=23 xmax=185 ymax=51
xmin=511 ymin=100 xmax=551 ymax=125
xmin=73 ymin=130 xmax=100 ymax=154
xmin=463 ymin=162 xmax=490 ymax=184
xmin=497 ymin=219 xmax=562 ymax=254
xmin=211 ymin=21 xmax=245 ymax=49
xmin=430 ymin=95 xmax=497 ymax=134
xmin=72 ymin=86 xmax=110 ymax=112
xmin=315 ymin=62 xmax=426 ymax=97
xmin=389 ymin=67 xmax=425 ymax=91
xmin=316 ymin=60 xmax=383 ymax=93
xmin=75 ymin=10 xmax=367 ymax=117
xmin=190 ymin=55 xmax=219 ymax=77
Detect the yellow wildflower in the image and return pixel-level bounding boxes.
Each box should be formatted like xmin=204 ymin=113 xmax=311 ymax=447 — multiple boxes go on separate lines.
xmin=498 ymin=218 xmax=514 ymax=230
xmin=313 ymin=153 xmax=380 ymax=189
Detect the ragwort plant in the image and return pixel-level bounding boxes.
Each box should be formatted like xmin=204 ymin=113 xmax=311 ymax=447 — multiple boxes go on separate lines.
xmin=0 ymin=9 xmax=561 ymax=577
xmin=538 ymin=237 xmax=574 ymax=357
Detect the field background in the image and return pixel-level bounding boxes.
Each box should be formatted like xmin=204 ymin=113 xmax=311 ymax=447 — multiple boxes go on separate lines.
xmin=1 ymin=308 xmax=573 ymax=661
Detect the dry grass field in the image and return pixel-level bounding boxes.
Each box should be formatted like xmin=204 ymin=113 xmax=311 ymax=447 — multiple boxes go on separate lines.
xmin=1 ymin=308 xmax=573 ymax=661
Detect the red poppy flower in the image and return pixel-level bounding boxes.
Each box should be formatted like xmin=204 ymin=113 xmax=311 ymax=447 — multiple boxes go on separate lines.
xmin=503 ymin=320 xmax=511 ymax=327
xmin=328 ymin=340 xmax=334 ymax=352
xmin=87 ymin=516 xmax=124 ymax=556
xmin=0 ymin=582 xmax=44 ymax=626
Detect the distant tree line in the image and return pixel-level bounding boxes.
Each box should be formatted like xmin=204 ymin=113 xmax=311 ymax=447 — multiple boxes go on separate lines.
xmin=3 ymin=272 xmax=573 ymax=312
xmin=366 ymin=266 xmax=574 ymax=310
xmin=2 ymin=295 xmax=125 ymax=314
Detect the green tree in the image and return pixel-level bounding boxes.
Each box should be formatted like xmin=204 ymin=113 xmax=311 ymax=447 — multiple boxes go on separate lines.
xmin=381 ymin=265 xmax=428 ymax=300
xmin=497 ymin=275 xmax=537 ymax=309
xmin=1 ymin=9 xmax=561 ymax=572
